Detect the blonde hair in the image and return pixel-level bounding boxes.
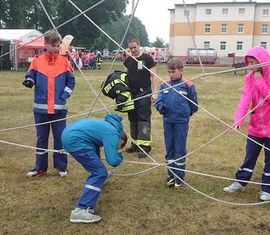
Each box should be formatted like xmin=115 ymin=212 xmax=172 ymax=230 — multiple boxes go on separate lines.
xmin=44 ymin=30 xmax=61 ymax=45
xmin=167 ymin=58 xmax=184 ymax=70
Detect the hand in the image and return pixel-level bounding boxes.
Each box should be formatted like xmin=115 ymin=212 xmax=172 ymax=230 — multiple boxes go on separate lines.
xmin=233 ymin=122 xmax=243 ymax=130
xmin=151 ymin=94 xmax=157 ymax=103
xmin=22 ymin=80 xmax=34 ymax=88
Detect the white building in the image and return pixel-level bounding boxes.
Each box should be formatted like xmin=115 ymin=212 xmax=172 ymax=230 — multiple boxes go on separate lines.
xmin=169 ymin=1 xmax=270 ymax=63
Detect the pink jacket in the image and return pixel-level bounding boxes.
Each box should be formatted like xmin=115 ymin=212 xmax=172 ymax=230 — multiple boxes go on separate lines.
xmin=234 ymin=46 xmax=270 ymax=138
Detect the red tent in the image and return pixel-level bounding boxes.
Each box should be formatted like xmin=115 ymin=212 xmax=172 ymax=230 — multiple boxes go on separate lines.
xmin=19 ymin=37 xmax=45 ymax=49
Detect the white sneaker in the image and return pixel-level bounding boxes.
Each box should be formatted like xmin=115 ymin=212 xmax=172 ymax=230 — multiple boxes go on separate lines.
xmin=70 ymin=208 xmax=101 ymax=223
xmin=223 ymin=182 xmax=243 ymax=192
xmin=260 ymin=191 xmax=270 ymax=201
xmin=58 ymin=169 xmax=68 ymax=177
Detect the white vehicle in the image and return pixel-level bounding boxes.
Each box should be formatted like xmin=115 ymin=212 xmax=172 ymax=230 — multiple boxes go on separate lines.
xmin=186 ymin=48 xmax=217 ymax=64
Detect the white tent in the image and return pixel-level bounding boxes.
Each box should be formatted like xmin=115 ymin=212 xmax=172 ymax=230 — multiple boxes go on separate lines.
xmin=0 ymin=29 xmax=43 ymax=70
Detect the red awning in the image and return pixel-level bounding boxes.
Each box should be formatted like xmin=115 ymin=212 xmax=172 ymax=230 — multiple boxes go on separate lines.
xmin=20 ymin=37 xmax=45 ymax=49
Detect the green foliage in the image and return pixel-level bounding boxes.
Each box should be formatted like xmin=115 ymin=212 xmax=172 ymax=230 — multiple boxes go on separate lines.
xmin=0 ymin=0 xmax=129 ymax=48
xmin=150 ymin=37 xmax=166 ymax=48
xmin=94 ymin=14 xmax=150 ymax=50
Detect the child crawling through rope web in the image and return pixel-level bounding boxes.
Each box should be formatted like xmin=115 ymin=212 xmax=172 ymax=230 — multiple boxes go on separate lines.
xmin=61 ymin=114 xmax=127 ymax=223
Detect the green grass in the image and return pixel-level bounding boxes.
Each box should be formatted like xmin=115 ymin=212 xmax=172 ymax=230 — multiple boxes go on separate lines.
xmin=1 ymin=62 xmax=270 ymax=234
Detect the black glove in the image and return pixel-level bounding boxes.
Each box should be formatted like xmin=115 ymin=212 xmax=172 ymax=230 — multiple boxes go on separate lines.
xmin=22 ymin=80 xmax=34 ymax=88
xmin=158 ymin=104 xmax=167 ymax=114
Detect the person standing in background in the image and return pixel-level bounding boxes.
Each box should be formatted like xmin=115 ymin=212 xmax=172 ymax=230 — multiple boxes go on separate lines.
xmin=124 ymin=38 xmax=157 ymax=158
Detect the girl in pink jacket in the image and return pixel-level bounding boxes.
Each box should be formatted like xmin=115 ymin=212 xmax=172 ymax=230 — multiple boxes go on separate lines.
xmin=223 ymin=46 xmax=270 ymax=201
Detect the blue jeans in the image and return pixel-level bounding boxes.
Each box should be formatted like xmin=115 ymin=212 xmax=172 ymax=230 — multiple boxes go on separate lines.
xmin=71 ymin=149 xmax=108 ymax=209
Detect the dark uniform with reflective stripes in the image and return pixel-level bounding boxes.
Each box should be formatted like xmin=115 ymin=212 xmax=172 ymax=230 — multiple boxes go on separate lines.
xmin=124 ymin=53 xmax=155 ymax=153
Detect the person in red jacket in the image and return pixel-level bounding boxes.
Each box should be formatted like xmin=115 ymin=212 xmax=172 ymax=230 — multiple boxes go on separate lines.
xmin=23 ymin=30 xmax=76 ymax=177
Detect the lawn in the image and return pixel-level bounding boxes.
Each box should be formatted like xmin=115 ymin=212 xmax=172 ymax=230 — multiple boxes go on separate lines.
xmin=0 ymin=62 xmax=270 ymax=235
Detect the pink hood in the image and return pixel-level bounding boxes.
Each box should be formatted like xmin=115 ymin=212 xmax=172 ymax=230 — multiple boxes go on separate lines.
xmin=234 ymin=46 xmax=270 ymax=137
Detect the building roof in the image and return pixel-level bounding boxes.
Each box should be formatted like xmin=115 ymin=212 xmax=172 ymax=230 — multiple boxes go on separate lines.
xmin=0 ymin=29 xmax=41 ymax=41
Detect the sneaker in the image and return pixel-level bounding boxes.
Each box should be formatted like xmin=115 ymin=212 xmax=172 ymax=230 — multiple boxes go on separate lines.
xmin=26 ymin=169 xmax=48 ymax=177
xmin=70 ymin=208 xmax=101 ymax=223
xmin=166 ymin=177 xmax=175 ymax=187
xmin=58 ymin=169 xmax=68 ymax=177
xmin=223 ymin=182 xmax=243 ymax=192
xmin=260 ymin=191 xmax=270 ymax=201
xmin=174 ymin=182 xmax=184 ymax=188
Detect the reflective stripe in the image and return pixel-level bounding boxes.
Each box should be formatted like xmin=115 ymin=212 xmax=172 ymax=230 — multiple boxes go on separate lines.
xmin=136 ymin=139 xmax=151 ymax=146
xmin=34 ymin=103 xmax=67 ymax=110
xmin=27 ymin=77 xmax=34 ymax=83
xmin=175 ymin=162 xmax=185 ymax=166
xmin=36 ymin=151 xmax=47 ymax=155
xmin=64 ymin=86 xmax=72 ymax=94
xmin=239 ymin=167 xmax=253 ymax=173
xmin=85 ymin=184 xmax=101 ymax=192
xmin=263 ymin=172 xmax=270 ymax=176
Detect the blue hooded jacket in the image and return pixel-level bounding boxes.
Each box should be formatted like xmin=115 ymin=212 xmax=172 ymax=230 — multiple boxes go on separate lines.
xmin=61 ymin=114 xmax=124 ymax=167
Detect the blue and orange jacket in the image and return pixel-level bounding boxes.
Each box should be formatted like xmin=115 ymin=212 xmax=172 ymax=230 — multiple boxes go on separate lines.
xmin=25 ymin=52 xmax=75 ymax=114
xmin=155 ymin=76 xmax=198 ymax=123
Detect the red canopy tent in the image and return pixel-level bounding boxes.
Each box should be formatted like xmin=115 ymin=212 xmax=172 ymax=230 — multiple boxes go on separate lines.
xmin=19 ymin=37 xmax=45 ymax=49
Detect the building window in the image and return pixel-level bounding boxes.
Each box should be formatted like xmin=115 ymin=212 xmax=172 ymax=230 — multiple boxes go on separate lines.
xmin=222 ymin=8 xmax=228 ymax=15
xmin=263 ymin=9 xmax=269 ymax=16
xmin=237 ymin=23 xmax=244 ymax=33
xmin=204 ymin=24 xmax=211 ymax=33
xmin=237 ymin=41 xmax=243 ymax=51
xmin=261 ymin=42 xmax=267 ymax=49
xmin=239 ymin=8 xmax=245 ymax=15
xmin=262 ymin=24 xmax=269 ymax=34
xmin=205 ymin=9 xmax=212 ymax=15
xmin=221 ymin=24 xmax=228 ymax=33
xmin=184 ymin=10 xmax=189 ymax=16
xmin=204 ymin=41 xmax=210 ymax=49
xmin=220 ymin=41 xmax=226 ymax=51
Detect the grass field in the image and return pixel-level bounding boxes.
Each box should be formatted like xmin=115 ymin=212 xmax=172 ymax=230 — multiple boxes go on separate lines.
xmin=1 ymin=62 xmax=270 ymax=235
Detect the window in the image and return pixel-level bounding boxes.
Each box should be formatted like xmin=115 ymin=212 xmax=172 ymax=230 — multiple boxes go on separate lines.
xmin=237 ymin=23 xmax=244 ymax=33
xmin=261 ymin=42 xmax=267 ymax=49
xmin=220 ymin=41 xmax=226 ymax=50
xmin=184 ymin=10 xmax=189 ymax=16
xmin=262 ymin=24 xmax=269 ymax=34
xmin=205 ymin=9 xmax=212 ymax=15
xmin=204 ymin=41 xmax=210 ymax=49
xmin=237 ymin=41 xmax=243 ymax=51
xmin=263 ymin=9 xmax=269 ymax=16
xmin=239 ymin=8 xmax=245 ymax=15
xmin=221 ymin=24 xmax=228 ymax=33
xmin=222 ymin=8 xmax=228 ymax=15
xmin=204 ymin=24 xmax=211 ymax=33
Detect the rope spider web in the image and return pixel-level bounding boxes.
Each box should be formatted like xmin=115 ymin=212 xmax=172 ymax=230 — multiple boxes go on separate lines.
xmin=1 ymin=0 xmax=270 ymax=207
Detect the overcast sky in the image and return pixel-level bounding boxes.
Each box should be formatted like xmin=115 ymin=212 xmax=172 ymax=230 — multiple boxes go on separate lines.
xmin=125 ymin=0 xmax=267 ymax=43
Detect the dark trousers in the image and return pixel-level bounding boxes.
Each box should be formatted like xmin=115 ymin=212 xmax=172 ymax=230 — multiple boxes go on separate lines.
xmin=71 ymin=149 xmax=108 ymax=209
xmin=128 ymin=88 xmax=151 ymax=148
xmin=34 ymin=112 xmax=67 ymax=171
xmin=164 ymin=122 xmax=189 ymax=182
xmin=236 ymin=135 xmax=270 ymax=193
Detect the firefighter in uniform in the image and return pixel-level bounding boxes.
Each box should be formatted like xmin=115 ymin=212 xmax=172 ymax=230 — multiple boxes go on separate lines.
xmin=123 ymin=38 xmax=158 ymax=157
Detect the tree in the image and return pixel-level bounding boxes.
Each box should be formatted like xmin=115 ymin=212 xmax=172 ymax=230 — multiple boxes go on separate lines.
xmin=0 ymin=0 xmax=129 ymax=48
xmin=150 ymin=37 xmax=166 ymax=48
xmin=96 ymin=14 xmax=149 ymax=51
